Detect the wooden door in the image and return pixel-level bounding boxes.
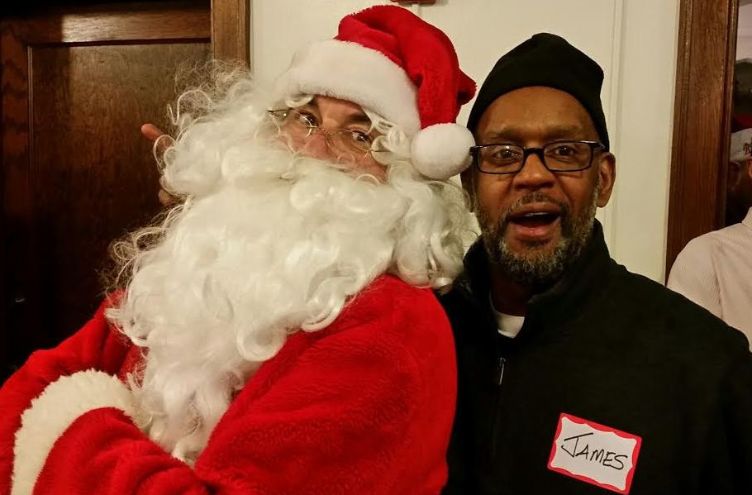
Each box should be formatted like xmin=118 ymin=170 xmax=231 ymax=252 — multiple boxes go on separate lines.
xmin=1 ymin=1 xmax=249 ymax=381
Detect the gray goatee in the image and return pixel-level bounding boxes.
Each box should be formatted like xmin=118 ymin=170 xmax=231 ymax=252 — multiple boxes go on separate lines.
xmin=478 ymin=185 xmax=599 ymax=288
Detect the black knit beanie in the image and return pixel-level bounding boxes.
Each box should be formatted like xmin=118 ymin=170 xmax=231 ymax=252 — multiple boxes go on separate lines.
xmin=467 ymin=33 xmax=609 ymax=150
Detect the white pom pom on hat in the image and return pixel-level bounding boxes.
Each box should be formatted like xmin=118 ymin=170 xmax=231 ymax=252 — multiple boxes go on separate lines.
xmin=272 ymin=5 xmax=477 ymax=179
xmin=411 ymin=124 xmax=476 ymax=180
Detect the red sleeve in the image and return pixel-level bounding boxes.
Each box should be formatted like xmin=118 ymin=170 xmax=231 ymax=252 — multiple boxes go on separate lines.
xmin=0 ymin=299 xmax=132 ymax=495
xmin=22 ymin=281 xmax=455 ymax=495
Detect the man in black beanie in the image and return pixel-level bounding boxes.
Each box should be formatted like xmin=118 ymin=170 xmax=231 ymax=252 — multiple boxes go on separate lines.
xmin=441 ymin=33 xmax=752 ymax=494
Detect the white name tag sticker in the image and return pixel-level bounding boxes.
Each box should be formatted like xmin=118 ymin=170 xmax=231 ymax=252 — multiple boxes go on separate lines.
xmin=547 ymin=413 xmax=642 ymax=494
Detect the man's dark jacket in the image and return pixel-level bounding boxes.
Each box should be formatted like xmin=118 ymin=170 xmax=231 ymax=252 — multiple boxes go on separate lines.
xmin=440 ymin=222 xmax=752 ymax=494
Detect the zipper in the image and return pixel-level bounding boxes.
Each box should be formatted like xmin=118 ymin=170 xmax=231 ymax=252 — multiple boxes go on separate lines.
xmin=489 ymin=355 xmax=507 ymax=459
xmin=496 ymin=356 xmax=507 ymax=386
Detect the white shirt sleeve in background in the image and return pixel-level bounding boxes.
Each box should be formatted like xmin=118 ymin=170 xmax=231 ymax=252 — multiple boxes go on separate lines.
xmin=667 ymin=208 xmax=752 ymax=346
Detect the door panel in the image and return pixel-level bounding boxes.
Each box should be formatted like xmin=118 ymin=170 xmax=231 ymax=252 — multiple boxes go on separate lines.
xmin=1 ymin=2 xmax=213 ymax=381
xmin=30 ymin=42 xmax=209 ymax=342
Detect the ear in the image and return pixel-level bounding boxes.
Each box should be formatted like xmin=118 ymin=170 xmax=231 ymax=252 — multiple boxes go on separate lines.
xmin=460 ymin=167 xmax=476 ymax=211
xmin=746 ymin=159 xmax=752 ymax=181
xmin=595 ymin=152 xmax=616 ymax=207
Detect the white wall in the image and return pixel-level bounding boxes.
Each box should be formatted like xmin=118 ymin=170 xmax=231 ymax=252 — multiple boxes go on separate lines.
xmin=607 ymin=0 xmax=679 ymax=282
xmin=250 ymin=0 xmax=680 ymax=282
xmin=738 ymin=3 xmax=752 ymax=60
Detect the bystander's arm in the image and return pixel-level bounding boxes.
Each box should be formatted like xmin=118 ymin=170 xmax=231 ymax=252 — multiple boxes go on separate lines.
xmin=667 ymin=237 xmax=722 ymax=318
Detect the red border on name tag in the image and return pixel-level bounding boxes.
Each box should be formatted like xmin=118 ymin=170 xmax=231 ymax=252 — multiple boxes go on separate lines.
xmin=547 ymin=413 xmax=642 ymax=494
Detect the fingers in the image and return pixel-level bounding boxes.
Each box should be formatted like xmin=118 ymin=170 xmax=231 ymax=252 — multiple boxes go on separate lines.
xmin=158 ymin=188 xmax=178 ymax=207
xmin=143 ymin=124 xmax=178 ymax=206
xmin=140 ymin=123 xmax=165 ymax=142
xmin=141 ymin=123 xmax=173 ymax=154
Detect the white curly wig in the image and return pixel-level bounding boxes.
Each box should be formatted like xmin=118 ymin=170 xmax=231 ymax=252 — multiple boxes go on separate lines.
xmin=106 ymin=69 xmax=473 ymax=463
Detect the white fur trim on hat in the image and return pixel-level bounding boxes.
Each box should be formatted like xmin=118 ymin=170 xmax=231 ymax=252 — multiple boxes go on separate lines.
xmin=411 ymin=123 xmax=475 ymax=180
xmin=12 ymin=370 xmax=145 ymax=495
xmin=273 ymin=39 xmax=421 ymax=135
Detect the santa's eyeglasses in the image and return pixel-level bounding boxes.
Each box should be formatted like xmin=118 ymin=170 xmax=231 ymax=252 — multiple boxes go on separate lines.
xmin=268 ymin=108 xmax=383 ymax=159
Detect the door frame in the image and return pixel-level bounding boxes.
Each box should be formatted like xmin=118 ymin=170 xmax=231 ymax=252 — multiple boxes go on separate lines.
xmin=666 ymin=0 xmax=738 ymax=276
xmin=211 ymin=0 xmax=250 ymax=65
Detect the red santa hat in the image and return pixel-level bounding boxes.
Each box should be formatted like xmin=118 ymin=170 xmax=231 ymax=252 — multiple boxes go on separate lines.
xmin=273 ymin=5 xmax=477 ymax=180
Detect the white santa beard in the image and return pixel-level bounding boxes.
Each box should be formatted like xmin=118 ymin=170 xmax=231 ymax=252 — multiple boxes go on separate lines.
xmin=108 ymin=148 xmax=414 ymax=464
xmin=106 ymin=78 xmax=470 ymax=463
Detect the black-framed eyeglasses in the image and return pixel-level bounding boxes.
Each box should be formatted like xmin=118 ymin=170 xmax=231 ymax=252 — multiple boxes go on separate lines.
xmin=470 ymin=140 xmax=606 ymax=175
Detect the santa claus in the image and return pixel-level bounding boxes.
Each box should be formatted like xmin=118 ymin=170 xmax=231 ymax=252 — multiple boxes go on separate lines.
xmin=0 ymin=5 xmax=476 ymax=495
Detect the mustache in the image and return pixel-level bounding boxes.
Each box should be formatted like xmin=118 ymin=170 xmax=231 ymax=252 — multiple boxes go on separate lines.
xmin=498 ymin=192 xmax=571 ymax=232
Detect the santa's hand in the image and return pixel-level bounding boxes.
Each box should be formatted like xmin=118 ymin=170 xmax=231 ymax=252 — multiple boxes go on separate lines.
xmin=12 ymin=370 xmax=148 ymax=495
xmin=141 ymin=123 xmax=167 ymax=147
xmin=141 ymin=123 xmax=179 ymax=207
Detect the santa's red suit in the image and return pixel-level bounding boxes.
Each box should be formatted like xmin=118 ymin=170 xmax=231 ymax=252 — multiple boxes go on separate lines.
xmin=0 ymin=275 xmax=456 ymax=494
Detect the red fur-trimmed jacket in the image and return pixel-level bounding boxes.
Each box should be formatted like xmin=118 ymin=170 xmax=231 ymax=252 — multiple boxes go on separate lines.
xmin=0 ymin=275 xmax=456 ymax=495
